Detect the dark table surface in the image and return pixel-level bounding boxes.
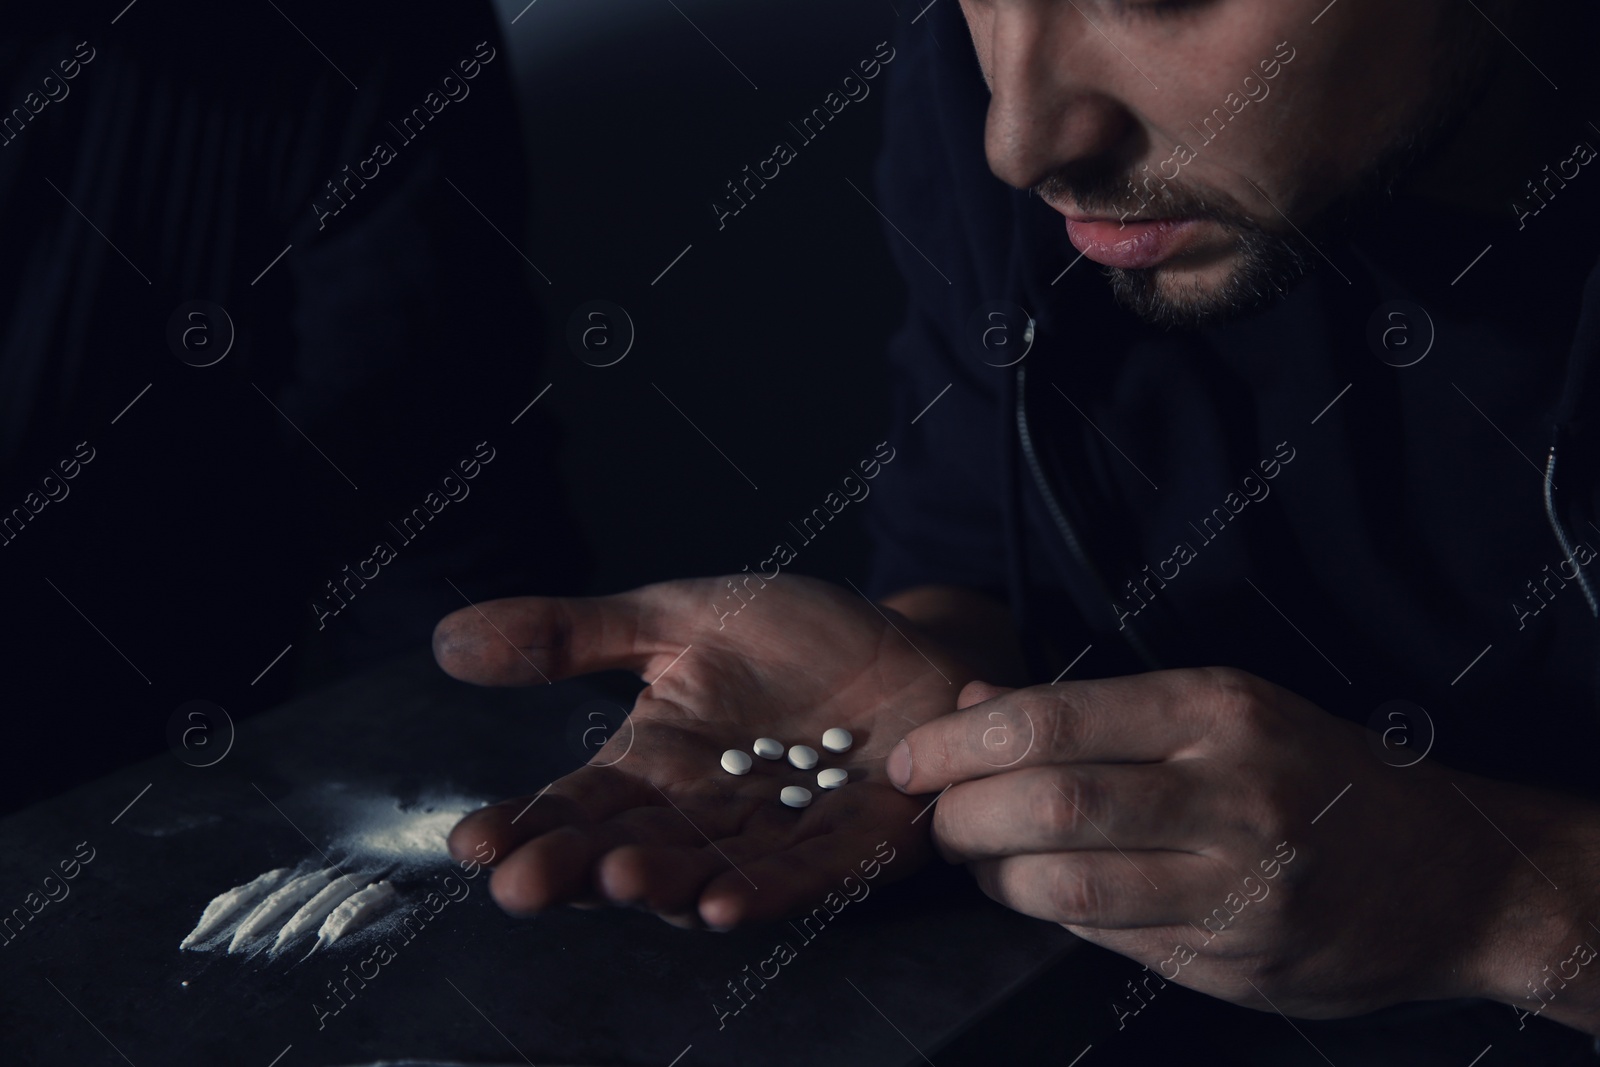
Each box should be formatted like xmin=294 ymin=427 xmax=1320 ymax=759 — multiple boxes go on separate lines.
xmin=0 ymin=652 xmax=1080 ymax=1066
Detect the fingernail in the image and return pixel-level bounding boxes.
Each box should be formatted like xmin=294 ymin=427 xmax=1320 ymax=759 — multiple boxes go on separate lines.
xmin=887 ymin=739 xmax=911 ymax=791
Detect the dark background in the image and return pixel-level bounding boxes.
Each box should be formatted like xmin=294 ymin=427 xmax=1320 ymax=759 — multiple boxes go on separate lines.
xmin=501 ymin=0 xmax=904 ymax=593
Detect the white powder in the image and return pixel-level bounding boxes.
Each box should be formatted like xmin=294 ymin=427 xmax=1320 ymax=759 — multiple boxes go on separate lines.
xmin=180 ymin=868 xmax=290 ymax=949
xmin=183 ymin=787 xmax=486 ymax=959
xmin=229 ymin=868 xmax=335 ymax=953
xmin=331 ymin=792 xmax=484 ymax=870
xmin=271 ymin=875 xmax=366 ymax=954
xmin=316 ymin=880 xmax=397 ymax=948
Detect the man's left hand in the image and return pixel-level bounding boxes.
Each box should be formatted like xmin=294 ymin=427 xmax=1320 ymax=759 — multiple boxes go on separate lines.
xmin=887 ymin=666 xmax=1565 ymax=1019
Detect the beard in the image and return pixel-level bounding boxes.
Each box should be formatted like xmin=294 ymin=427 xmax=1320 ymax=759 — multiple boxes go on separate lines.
xmin=1032 ymin=7 xmax=1502 ymax=330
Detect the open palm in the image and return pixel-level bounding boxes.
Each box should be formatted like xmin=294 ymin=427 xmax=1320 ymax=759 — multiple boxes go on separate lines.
xmin=432 ymin=574 xmax=976 ymax=928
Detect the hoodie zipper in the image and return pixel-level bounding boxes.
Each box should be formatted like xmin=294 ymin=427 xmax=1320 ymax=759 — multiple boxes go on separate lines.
xmin=1014 ymin=361 xmax=1164 ymax=670
xmin=1544 ymin=431 xmax=1600 ymax=616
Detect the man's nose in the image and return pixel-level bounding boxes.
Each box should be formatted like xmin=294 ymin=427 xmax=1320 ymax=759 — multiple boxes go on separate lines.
xmin=982 ymin=6 xmax=1137 ymax=191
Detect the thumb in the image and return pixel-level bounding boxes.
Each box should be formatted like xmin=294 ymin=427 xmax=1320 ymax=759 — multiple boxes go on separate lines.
xmin=887 ymin=681 xmax=1026 ymax=793
xmin=432 ymin=590 xmax=651 ymax=687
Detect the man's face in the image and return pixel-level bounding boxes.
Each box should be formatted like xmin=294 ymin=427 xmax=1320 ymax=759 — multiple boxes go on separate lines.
xmin=958 ymin=0 xmax=1495 ymax=327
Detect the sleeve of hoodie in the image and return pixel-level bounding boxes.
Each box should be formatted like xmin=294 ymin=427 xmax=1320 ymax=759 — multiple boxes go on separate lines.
xmin=862 ymin=11 xmax=1020 ymax=605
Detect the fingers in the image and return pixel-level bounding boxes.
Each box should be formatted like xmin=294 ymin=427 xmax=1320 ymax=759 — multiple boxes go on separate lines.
xmin=686 ymin=784 xmax=923 ymax=927
xmin=432 ymin=590 xmax=655 ymax=686
xmin=597 ymin=834 xmax=894 ymax=932
xmin=697 ymin=831 xmax=910 ymax=930
xmin=487 ymin=806 xmax=712 ymax=914
xmin=931 ymin=762 xmax=1208 ymax=864
xmin=585 ymin=791 xmax=923 ymax=929
xmin=463 ymin=759 xmax=778 ymax=916
xmin=446 ymin=765 xmax=654 ymax=864
xmin=490 ymin=812 xmax=862 ymax=927
xmin=889 ymin=669 xmax=1222 ymax=794
xmin=447 ymin=793 xmax=583 ymax=863
xmin=969 ymin=850 xmax=1214 ymax=928
xmin=597 ymin=844 xmax=729 ymax=916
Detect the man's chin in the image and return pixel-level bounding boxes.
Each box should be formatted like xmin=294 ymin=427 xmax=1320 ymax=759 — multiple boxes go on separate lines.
xmin=1103 ymin=266 xmax=1281 ymax=330
xmin=1102 ymin=232 xmax=1318 ymax=330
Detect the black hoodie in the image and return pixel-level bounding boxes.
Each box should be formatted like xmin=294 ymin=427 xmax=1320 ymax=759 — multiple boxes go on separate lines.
xmin=864 ymin=2 xmax=1600 ymax=799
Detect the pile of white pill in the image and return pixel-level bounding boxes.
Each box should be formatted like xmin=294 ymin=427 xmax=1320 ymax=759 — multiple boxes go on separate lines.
xmin=720 ymin=728 xmax=853 ymax=807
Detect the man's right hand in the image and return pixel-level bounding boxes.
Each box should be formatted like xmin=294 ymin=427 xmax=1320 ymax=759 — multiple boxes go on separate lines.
xmin=432 ymin=573 xmax=980 ymax=929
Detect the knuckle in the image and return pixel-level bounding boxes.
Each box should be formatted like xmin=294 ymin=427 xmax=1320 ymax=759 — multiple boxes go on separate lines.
xmin=972 ymin=695 xmax=1036 ymax=770
xmin=1198 ymin=665 xmax=1262 ymax=707
xmin=970 ymin=708 xmax=1003 ymax=760
xmin=1195 ymin=666 xmax=1278 ymax=733
xmin=1036 ymin=771 xmax=1101 ymax=842
xmin=1048 ymin=861 xmax=1104 ymax=926
xmin=931 ymin=720 xmax=967 ymax=779
xmin=1252 ymin=780 xmax=1298 ymax=838
xmin=1029 ymin=687 xmax=1082 ymax=759
xmin=1028 ymin=777 xmax=1078 ymax=841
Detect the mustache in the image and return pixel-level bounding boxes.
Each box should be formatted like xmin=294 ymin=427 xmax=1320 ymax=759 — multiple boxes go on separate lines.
xmin=1031 ymin=162 xmax=1264 ymax=232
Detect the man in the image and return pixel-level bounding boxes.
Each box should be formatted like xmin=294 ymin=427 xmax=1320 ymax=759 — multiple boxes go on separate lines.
xmin=433 ymin=0 xmax=1600 ymax=1055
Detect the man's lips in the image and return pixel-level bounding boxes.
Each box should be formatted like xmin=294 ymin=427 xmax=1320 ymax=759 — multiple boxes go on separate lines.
xmin=1063 ymin=216 xmax=1201 ymax=269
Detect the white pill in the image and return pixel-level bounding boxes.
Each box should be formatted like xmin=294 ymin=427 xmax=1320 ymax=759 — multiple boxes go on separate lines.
xmin=753 ymin=737 xmax=784 ymax=760
xmin=780 ymin=786 xmax=813 ymax=809
xmin=721 ymin=749 xmax=753 ymax=775
xmin=787 ymin=745 xmax=818 ymax=770
xmin=821 ymin=728 xmax=853 ymax=754
xmin=817 ymin=767 xmax=848 ymax=790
